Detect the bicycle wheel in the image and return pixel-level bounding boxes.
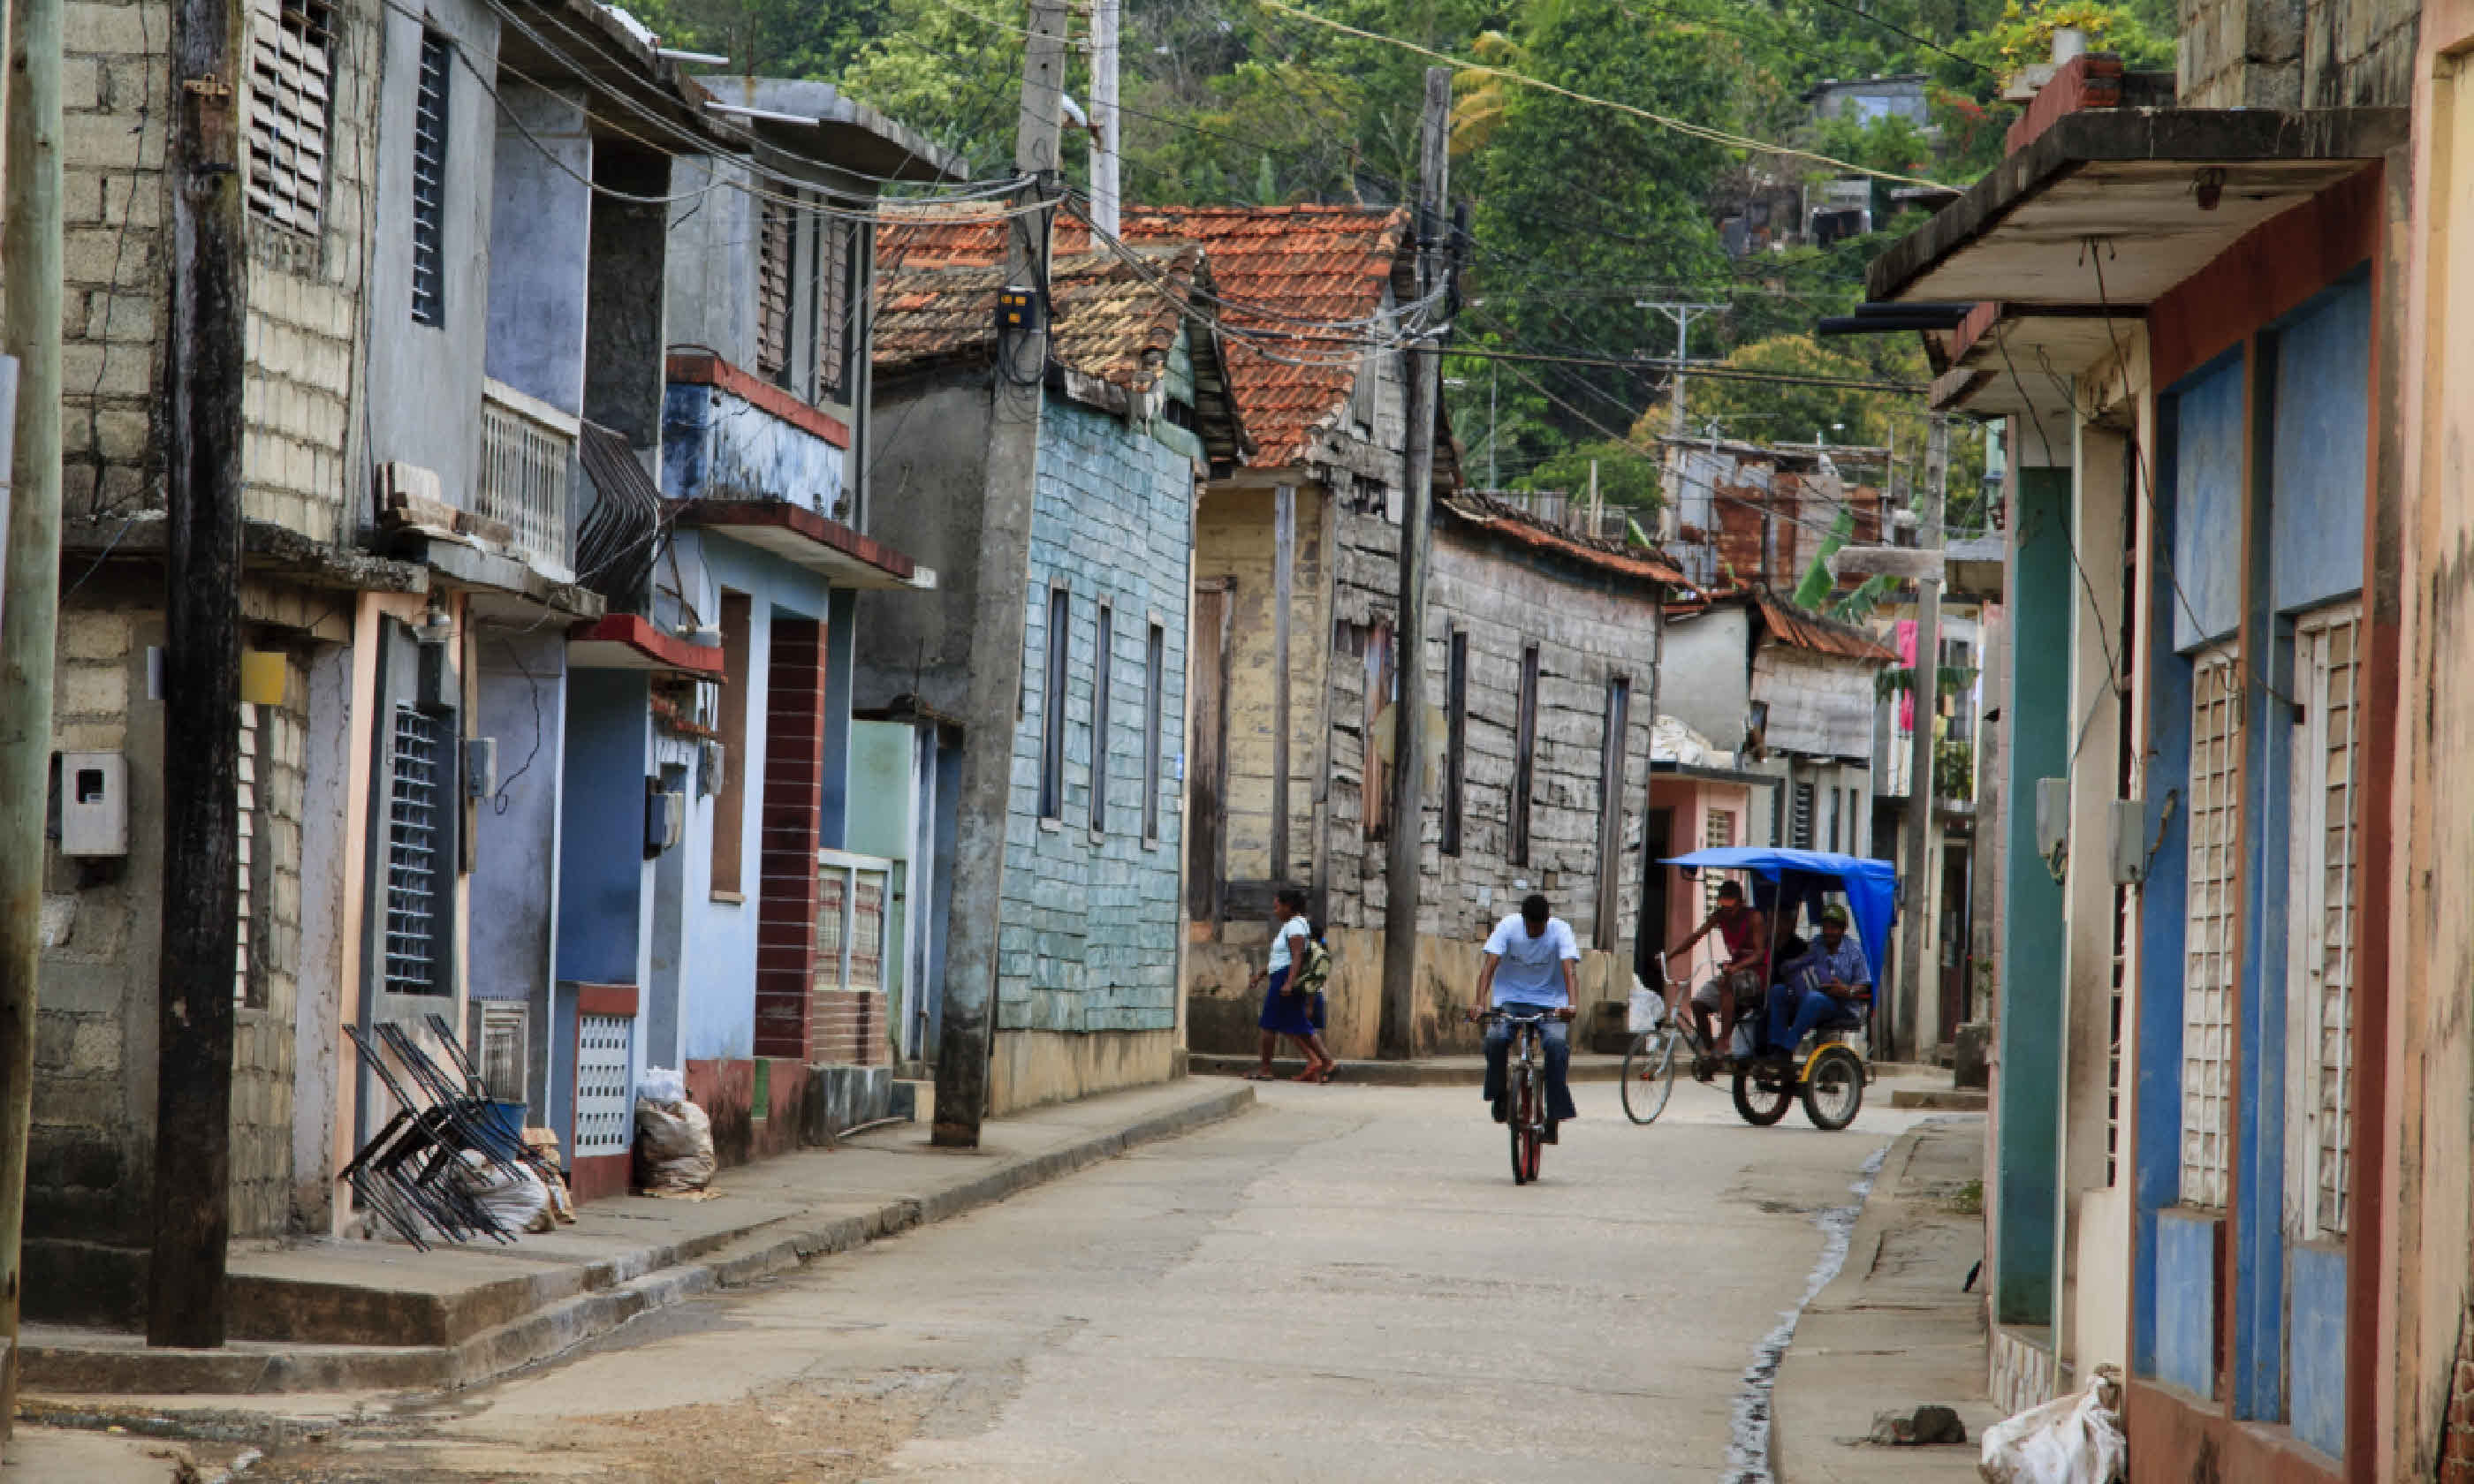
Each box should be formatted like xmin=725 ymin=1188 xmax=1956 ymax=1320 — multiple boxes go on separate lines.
xmin=1732 ymin=1060 xmax=1795 ymax=1126
xmin=1802 ymin=1045 xmax=1867 ymax=1131
xmin=1620 ymin=1029 xmax=1679 ymax=1124
xmin=1508 ymin=1069 xmax=1534 ymax=1184
xmin=1522 ymin=1068 xmax=1544 ymax=1183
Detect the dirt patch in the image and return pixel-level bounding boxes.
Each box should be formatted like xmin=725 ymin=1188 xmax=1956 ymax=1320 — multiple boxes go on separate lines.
xmin=249 ymin=1371 xmax=952 ymax=1483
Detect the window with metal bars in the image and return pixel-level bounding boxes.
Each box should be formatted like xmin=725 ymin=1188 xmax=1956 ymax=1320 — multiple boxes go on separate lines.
xmin=757 ymin=197 xmax=793 ymax=381
xmin=2287 ymin=602 xmax=2362 ymax=1238
xmin=235 ymin=705 xmax=262 ymax=1007
xmin=1142 ymin=623 xmax=1165 ymax=843
xmin=383 ymin=702 xmax=450 ymax=995
xmin=2181 ymin=644 xmax=2241 ymax=1208
xmin=1790 ymin=780 xmax=1817 ymax=850
xmin=247 ymin=0 xmax=338 ymax=235
xmin=410 ymin=32 xmax=450 ymax=326
xmin=1702 ymin=809 xmax=1735 ymax=915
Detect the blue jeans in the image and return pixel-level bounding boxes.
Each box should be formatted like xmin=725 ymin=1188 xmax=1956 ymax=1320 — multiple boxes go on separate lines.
xmin=1482 ymin=1004 xmax=1579 ymax=1121
xmin=1767 ymin=987 xmax=1865 ymax=1056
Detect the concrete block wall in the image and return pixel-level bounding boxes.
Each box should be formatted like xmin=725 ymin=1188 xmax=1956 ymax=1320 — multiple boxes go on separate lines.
xmin=2176 ymin=0 xmax=2414 ymax=108
xmin=61 ymin=0 xmax=374 ymax=537
xmin=230 ymin=652 xmax=310 ymax=1236
xmin=995 ymin=400 xmax=1189 ymax=1037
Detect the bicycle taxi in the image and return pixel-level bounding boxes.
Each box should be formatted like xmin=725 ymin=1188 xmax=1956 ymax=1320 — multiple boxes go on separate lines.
xmin=1626 ymin=844 xmax=1898 ymax=1131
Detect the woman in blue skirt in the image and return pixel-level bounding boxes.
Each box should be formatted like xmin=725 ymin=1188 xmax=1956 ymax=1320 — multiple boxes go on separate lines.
xmin=1246 ymin=886 xmax=1334 ymax=1081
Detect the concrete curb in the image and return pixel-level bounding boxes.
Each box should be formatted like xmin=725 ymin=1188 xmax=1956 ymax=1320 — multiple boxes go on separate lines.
xmin=1188 ymin=1053 xmax=1632 ymax=1086
xmin=19 ymin=1083 xmax=1255 ymax=1416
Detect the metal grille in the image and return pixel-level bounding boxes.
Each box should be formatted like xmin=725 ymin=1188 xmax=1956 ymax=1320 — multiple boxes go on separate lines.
xmin=2291 ymin=604 xmax=2362 ymax=1237
xmin=572 ymin=1013 xmax=633 ymax=1156
xmin=2181 ymin=645 xmax=2241 ymax=1208
xmin=235 ymin=705 xmax=260 ymax=1006
xmin=1703 ymin=808 xmax=1736 ymax=916
xmin=816 ymin=869 xmax=847 ymax=969
xmin=1790 ymin=781 xmax=1816 ymax=850
xmin=476 ymin=1003 xmax=527 ymax=1101
xmin=410 ymin=32 xmax=450 ymax=326
xmin=247 ymin=0 xmax=335 ymax=234
xmin=850 ymin=874 xmax=885 ymax=990
xmin=756 ymin=198 xmax=793 ymax=378
xmin=478 ymin=380 xmax=576 ymax=579
xmin=383 ymin=703 xmax=447 ymax=995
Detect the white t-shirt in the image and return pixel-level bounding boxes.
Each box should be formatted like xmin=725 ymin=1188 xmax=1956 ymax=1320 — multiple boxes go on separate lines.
xmin=1267 ymin=916 xmax=1313 ymax=973
xmin=1483 ymin=914 xmax=1582 ymax=1007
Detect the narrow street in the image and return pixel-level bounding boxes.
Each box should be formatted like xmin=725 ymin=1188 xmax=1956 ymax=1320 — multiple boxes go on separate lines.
xmin=240 ymin=1081 xmax=1933 ymax=1483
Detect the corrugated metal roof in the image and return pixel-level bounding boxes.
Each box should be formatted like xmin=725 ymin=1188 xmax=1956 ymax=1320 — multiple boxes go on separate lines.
xmin=1753 ymin=590 xmax=1898 ymax=662
xmin=1438 ymin=493 xmax=1687 ymax=586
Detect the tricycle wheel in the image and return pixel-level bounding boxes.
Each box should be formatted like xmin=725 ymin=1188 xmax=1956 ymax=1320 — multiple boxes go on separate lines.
xmin=1732 ymin=1061 xmax=1795 ymax=1126
xmin=1801 ymin=1045 xmax=1866 ymax=1130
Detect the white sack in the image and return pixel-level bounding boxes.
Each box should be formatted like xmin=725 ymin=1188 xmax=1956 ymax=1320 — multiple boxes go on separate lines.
xmin=1978 ymin=1363 xmax=2127 ymax=1484
xmin=634 ymin=1096 xmax=716 ymax=1193
xmin=637 ymin=1065 xmax=688 ymax=1104
xmin=1627 ymin=980 xmax=1667 ymax=1034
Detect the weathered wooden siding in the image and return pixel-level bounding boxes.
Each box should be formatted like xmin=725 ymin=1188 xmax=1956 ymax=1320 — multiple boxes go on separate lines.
xmin=1192 ymin=483 xmax=1331 ymax=892
xmin=1753 ymin=645 xmax=1879 ymax=759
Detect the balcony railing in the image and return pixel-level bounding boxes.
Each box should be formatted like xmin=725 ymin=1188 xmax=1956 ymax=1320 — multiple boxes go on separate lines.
xmin=480 ymin=378 xmax=578 ymax=582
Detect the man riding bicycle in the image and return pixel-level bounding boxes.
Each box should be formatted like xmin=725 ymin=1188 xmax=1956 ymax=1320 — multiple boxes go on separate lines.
xmin=1666 ymin=880 xmax=1767 ymax=1079
xmin=1472 ymin=893 xmax=1582 ymax=1143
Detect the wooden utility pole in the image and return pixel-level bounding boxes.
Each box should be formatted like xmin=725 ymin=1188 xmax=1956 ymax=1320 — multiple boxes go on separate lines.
xmin=0 ymin=0 xmax=65 ymax=1421
xmin=933 ymin=0 xmax=1067 ymax=1148
xmin=1377 ymin=68 xmax=1451 ymax=1059
xmin=1893 ymin=411 xmax=1949 ymax=1065
xmin=148 ymin=0 xmax=248 ymax=1347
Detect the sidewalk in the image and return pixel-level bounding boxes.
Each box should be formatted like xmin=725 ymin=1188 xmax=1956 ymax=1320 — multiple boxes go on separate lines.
xmin=16 ymin=1078 xmax=1251 ymax=1412
xmin=1772 ymin=1115 xmax=1996 ymax=1482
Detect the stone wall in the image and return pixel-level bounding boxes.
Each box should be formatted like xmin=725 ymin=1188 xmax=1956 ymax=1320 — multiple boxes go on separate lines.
xmin=60 ymin=0 xmax=374 ymax=533
xmin=2176 ymin=0 xmax=2417 ymax=109
xmin=995 ymin=399 xmax=1191 ymax=1038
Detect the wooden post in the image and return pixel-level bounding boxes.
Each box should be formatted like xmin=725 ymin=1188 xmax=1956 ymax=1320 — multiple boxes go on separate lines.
xmin=1377 ymin=69 xmax=1451 ymax=1059
xmin=1893 ymin=412 xmax=1949 ymax=1064
xmin=1271 ymin=485 xmax=1293 ymax=885
xmin=0 ymin=0 xmax=64 ymax=1414
xmin=148 ymin=0 xmax=248 ymax=1347
xmin=933 ymin=0 xmax=1067 ymax=1147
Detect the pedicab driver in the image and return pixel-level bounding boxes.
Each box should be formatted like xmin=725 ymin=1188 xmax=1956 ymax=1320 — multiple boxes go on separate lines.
xmin=1470 ymin=893 xmax=1583 ymax=1143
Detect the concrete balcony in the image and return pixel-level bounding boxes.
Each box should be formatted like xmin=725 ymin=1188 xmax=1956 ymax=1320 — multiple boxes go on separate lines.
xmin=662 ymin=352 xmax=850 ymax=520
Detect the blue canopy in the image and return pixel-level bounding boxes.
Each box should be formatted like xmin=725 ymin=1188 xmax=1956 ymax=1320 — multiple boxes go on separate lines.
xmin=1658 ymin=846 xmax=1900 ymax=988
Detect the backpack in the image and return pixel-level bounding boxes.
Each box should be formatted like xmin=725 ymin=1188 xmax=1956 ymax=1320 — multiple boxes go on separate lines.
xmin=1288 ymin=935 xmax=1332 ymax=1000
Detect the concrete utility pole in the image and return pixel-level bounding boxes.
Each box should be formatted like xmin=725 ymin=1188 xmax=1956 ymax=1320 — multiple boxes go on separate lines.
xmin=0 ymin=0 xmax=65 ymax=1425
xmin=1377 ymin=67 xmax=1452 ymax=1060
xmin=1641 ymin=300 xmax=1719 ymax=536
xmin=1893 ymin=412 xmax=1950 ymax=1065
xmin=148 ymin=0 xmax=250 ymax=1346
xmin=934 ymin=0 xmax=1068 ymax=1148
xmin=1089 ymin=0 xmax=1119 ymax=238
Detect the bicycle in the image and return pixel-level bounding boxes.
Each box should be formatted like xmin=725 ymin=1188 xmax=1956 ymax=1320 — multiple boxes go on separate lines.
xmin=1620 ymin=952 xmax=1711 ymax=1125
xmin=1474 ymin=1008 xmax=1554 ymax=1185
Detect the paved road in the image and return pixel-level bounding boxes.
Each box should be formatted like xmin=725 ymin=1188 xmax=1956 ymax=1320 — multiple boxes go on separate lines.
xmin=252 ymin=1077 xmax=1933 ymax=1483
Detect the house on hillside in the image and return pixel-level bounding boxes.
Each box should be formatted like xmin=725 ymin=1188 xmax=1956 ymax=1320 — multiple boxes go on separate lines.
xmin=853 ymin=240 xmax=1246 ymax=1115
xmin=1657 ymin=435 xmax=1886 ymax=592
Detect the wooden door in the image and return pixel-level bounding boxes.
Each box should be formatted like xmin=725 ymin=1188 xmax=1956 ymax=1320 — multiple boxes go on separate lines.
xmin=1187 ymin=579 xmax=1232 ymax=924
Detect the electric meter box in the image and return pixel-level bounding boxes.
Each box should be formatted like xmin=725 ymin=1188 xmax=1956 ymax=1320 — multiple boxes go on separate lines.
xmin=59 ymin=750 xmax=129 ymax=857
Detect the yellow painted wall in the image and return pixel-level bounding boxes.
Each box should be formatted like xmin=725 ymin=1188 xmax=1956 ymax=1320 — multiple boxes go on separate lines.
xmin=1193 ymin=482 xmax=1331 ymax=889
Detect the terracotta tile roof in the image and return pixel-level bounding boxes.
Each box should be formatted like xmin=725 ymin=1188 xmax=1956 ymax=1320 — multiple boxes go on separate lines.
xmin=880 ymin=202 xmax=1411 ymax=467
xmin=1753 ymin=590 xmax=1898 ymax=662
xmin=1439 ymin=493 xmax=1686 ymax=587
xmin=874 ymin=246 xmax=1201 ymax=395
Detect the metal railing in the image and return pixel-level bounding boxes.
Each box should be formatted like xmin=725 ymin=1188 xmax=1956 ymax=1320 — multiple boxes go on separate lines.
xmin=479 ymin=378 xmax=578 ymax=581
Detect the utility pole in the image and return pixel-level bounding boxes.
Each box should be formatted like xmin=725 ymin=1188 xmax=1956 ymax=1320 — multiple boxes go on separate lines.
xmin=1377 ymin=68 xmax=1452 ymax=1060
xmin=934 ymin=0 xmax=1067 ymax=1148
xmin=148 ymin=0 xmax=249 ymax=1347
xmin=1893 ymin=411 xmax=1949 ymax=1066
xmin=1640 ymin=299 xmax=1719 ymax=536
xmin=1089 ymin=0 xmax=1119 ymax=238
xmin=0 ymin=0 xmax=65 ymax=1423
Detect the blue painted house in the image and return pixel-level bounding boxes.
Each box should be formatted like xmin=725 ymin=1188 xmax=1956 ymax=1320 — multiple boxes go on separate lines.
xmin=855 ymin=238 xmax=1248 ymax=1114
xmin=1860 ymin=56 xmax=2405 ymax=1483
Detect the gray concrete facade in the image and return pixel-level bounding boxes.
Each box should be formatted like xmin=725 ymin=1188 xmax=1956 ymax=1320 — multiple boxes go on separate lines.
xmin=484 ymin=82 xmax=593 ymax=418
